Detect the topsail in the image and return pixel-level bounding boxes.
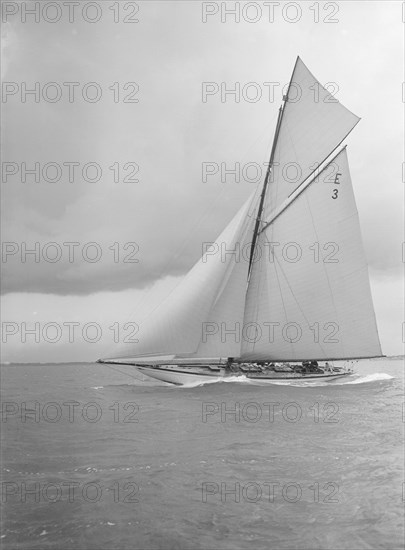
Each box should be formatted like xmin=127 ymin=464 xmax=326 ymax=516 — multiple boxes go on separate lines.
xmin=265 ymin=57 xmax=360 ymax=215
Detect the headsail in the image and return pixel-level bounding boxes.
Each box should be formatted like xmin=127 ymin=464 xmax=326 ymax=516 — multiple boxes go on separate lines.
xmin=242 ymin=148 xmax=382 ymax=361
xmin=110 ymin=193 xmax=257 ymax=360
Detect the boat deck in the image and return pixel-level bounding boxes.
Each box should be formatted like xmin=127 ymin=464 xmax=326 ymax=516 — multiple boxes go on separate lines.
xmin=135 ymin=363 xmax=351 ymax=380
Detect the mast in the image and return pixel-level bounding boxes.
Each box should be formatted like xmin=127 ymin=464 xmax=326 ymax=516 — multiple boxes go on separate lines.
xmin=247 ymin=58 xmax=298 ymax=276
xmin=247 ymin=102 xmax=283 ymax=275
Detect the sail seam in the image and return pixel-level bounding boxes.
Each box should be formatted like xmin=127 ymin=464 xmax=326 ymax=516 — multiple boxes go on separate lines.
xmin=304 ymin=192 xmax=344 ymax=357
xmin=266 ymin=233 xmax=330 ymax=359
xmin=272 ymin=242 xmax=295 ymax=360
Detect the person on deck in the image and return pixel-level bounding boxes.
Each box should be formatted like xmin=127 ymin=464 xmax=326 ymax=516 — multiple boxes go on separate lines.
xmin=225 ymin=357 xmax=234 ymax=373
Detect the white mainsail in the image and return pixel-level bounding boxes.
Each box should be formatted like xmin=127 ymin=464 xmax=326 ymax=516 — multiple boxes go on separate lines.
xmin=103 ymin=57 xmax=381 ymax=364
xmin=242 ymin=147 xmax=382 ymax=361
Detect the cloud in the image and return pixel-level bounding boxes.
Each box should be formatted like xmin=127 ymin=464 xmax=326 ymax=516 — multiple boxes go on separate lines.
xmin=1 ymin=2 xmax=403 ymax=359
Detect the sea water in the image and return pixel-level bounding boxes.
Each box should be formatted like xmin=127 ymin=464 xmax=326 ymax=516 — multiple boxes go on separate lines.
xmin=1 ymin=358 xmax=404 ymax=550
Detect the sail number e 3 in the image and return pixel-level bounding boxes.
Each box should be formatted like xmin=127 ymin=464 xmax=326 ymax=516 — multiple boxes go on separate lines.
xmin=332 ymin=171 xmax=341 ymax=199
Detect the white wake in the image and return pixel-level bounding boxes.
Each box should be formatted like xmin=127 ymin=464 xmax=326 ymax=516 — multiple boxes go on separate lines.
xmin=177 ymin=372 xmax=394 ymax=388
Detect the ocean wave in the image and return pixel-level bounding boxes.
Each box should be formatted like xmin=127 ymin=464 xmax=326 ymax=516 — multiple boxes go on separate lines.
xmin=179 ymin=375 xmax=251 ymax=388
xmin=177 ymin=372 xmax=394 ymax=388
xmin=337 ymin=372 xmax=394 ymax=385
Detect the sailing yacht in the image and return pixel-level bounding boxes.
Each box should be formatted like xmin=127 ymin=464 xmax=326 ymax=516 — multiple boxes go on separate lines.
xmin=98 ymin=57 xmax=382 ymax=385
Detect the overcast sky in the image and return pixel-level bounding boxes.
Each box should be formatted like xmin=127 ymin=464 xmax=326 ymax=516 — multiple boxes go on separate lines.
xmin=1 ymin=0 xmax=403 ymax=362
